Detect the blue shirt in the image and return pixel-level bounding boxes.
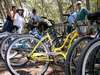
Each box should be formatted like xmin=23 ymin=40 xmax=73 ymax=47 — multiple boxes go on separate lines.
xmin=67 ymin=12 xmax=77 ymax=26
xmin=30 ymin=13 xmax=41 ymax=22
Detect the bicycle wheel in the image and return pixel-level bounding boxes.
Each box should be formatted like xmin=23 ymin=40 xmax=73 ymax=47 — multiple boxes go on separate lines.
xmin=0 ymin=32 xmax=10 ymax=44
xmin=0 ymin=34 xmax=33 ymax=61
xmin=76 ymin=38 xmax=100 ymax=75
xmin=65 ymin=36 xmax=93 ymax=75
xmin=0 ymin=34 xmax=21 ymax=60
xmin=5 ymin=36 xmax=49 ymax=75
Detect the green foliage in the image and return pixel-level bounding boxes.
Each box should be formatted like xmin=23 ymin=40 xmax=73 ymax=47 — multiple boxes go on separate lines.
xmin=0 ymin=0 xmax=99 ymax=22
xmin=24 ymin=0 xmax=72 ymax=22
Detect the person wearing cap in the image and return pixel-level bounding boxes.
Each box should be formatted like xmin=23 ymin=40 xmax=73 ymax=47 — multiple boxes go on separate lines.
xmin=76 ymin=1 xmax=89 ymax=34
xmin=76 ymin=1 xmax=89 ymax=21
xmin=14 ymin=8 xmax=25 ymax=34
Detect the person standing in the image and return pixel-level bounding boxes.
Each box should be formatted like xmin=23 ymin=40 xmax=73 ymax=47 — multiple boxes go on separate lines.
xmin=76 ymin=1 xmax=89 ymax=34
xmin=3 ymin=6 xmax=16 ymax=32
xmin=63 ymin=5 xmax=77 ymax=34
xmin=14 ymin=8 xmax=25 ymax=34
xmin=28 ymin=8 xmax=41 ymax=31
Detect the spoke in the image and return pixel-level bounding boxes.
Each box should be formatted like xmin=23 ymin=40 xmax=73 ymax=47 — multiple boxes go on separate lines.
xmin=9 ymin=51 xmax=18 ymax=59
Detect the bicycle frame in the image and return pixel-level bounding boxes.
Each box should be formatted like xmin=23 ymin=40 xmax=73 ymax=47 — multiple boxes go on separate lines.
xmin=28 ymin=29 xmax=79 ymax=62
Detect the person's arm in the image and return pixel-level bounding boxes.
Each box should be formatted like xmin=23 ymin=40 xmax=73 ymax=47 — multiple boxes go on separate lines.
xmin=63 ymin=21 xmax=68 ymax=24
xmin=23 ymin=18 xmax=25 ymax=26
xmin=10 ymin=11 xmax=15 ymax=21
xmin=13 ymin=13 xmax=18 ymax=25
xmin=63 ymin=13 xmax=70 ymax=17
xmin=83 ymin=8 xmax=89 ymax=15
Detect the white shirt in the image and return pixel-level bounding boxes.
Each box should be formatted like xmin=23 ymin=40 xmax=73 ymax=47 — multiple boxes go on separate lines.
xmin=14 ymin=13 xmax=24 ymax=28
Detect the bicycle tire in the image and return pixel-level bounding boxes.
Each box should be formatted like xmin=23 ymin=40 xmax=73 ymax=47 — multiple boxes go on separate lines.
xmin=0 ymin=32 xmax=10 ymax=44
xmin=65 ymin=36 xmax=93 ymax=75
xmin=0 ymin=34 xmax=34 ymax=61
xmin=0 ymin=34 xmax=21 ymax=60
xmin=76 ymin=38 xmax=100 ymax=75
xmin=5 ymin=36 xmax=49 ymax=75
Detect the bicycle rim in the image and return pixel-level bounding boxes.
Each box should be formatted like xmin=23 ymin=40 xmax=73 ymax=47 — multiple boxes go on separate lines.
xmin=82 ymin=39 xmax=100 ymax=75
xmin=6 ymin=36 xmax=49 ymax=75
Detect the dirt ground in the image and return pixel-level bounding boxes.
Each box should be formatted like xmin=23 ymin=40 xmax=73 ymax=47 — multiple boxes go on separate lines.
xmin=0 ymin=58 xmax=64 ymax=75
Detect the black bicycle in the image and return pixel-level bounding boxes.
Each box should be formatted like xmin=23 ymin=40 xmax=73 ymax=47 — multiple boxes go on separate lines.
xmin=76 ymin=11 xmax=100 ymax=75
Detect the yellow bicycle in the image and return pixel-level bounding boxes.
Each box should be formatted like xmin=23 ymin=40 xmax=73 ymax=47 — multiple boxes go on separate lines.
xmin=5 ymin=28 xmax=79 ymax=75
xmin=29 ymin=30 xmax=79 ymax=61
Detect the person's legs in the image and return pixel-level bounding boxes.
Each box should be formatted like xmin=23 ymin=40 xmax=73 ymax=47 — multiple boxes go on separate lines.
xmin=3 ymin=20 xmax=13 ymax=33
xmin=17 ymin=26 xmax=23 ymax=34
xmin=13 ymin=26 xmax=19 ymax=33
xmin=67 ymin=25 xmax=73 ymax=34
xmin=3 ymin=21 xmax=8 ymax=32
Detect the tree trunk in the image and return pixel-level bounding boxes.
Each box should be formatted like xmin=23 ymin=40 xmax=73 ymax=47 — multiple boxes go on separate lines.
xmin=56 ymin=0 xmax=64 ymax=22
xmin=0 ymin=1 xmax=5 ymax=21
xmin=3 ymin=0 xmax=10 ymax=11
xmin=97 ymin=0 xmax=100 ymax=10
xmin=86 ymin=0 xmax=90 ymax=10
xmin=0 ymin=1 xmax=6 ymax=18
xmin=18 ymin=0 xmax=22 ymax=7
xmin=13 ymin=0 xmax=18 ymax=7
xmin=41 ymin=0 xmax=45 ymax=16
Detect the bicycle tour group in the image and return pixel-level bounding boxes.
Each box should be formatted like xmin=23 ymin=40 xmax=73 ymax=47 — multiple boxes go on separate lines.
xmin=0 ymin=0 xmax=100 ymax=75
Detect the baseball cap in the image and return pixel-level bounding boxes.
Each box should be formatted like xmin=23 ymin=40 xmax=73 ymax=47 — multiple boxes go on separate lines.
xmin=76 ymin=1 xmax=82 ymax=5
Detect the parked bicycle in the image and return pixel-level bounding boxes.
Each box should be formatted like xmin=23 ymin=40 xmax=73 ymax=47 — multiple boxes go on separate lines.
xmin=76 ymin=12 xmax=100 ymax=75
